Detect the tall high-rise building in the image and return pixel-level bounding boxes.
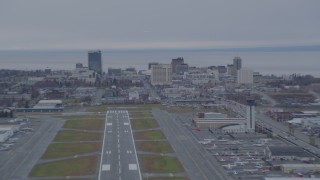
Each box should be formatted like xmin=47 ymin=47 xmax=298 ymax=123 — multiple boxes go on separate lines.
xmin=151 ymin=64 xmax=172 ymax=85
xmin=171 ymin=57 xmax=184 ymax=74
xmin=88 ymin=50 xmax=102 ymax=74
xmin=233 ymin=56 xmax=242 ymax=77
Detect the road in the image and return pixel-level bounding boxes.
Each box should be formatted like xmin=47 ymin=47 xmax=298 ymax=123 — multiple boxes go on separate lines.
xmin=153 ymin=109 xmax=232 ymax=180
xmin=0 ymin=116 xmax=64 ymax=180
xmin=98 ymin=110 xmax=142 ymax=180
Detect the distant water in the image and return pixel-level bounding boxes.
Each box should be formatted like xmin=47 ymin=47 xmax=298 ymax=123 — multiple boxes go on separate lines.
xmin=0 ymin=49 xmax=319 ymax=77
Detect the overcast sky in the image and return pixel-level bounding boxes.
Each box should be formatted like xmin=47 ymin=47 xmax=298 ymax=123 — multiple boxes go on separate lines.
xmin=1 ymin=0 xmax=320 ymax=50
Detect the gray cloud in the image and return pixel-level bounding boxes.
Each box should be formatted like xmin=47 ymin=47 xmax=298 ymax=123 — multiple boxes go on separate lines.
xmin=0 ymin=0 xmax=319 ymax=50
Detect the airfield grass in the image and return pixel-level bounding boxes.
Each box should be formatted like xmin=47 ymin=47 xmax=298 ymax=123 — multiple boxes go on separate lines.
xmin=134 ymin=130 xmax=165 ymax=140
xmin=29 ymin=156 xmax=98 ymax=177
xmin=140 ymin=155 xmax=184 ymax=173
xmin=56 ymin=115 xmax=104 ymax=120
xmin=144 ymin=178 xmax=189 ymax=180
xmin=54 ymin=130 xmax=101 ymax=142
xmin=130 ymin=118 xmax=158 ymax=130
xmin=136 ymin=141 xmax=173 ymax=153
xmin=42 ymin=142 xmax=100 ymax=159
xmin=86 ymin=105 xmax=107 ymax=112
xmin=63 ymin=119 xmax=104 ymax=130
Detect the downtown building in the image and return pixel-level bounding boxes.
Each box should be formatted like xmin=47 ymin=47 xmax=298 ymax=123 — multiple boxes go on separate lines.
xmin=150 ymin=64 xmax=172 ymax=85
xmin=237 ymin=68 xmax=253 ymax=84
xmin=171 ymin=57 xmax=184 ymax=74
xmin=88 ymin=50 xmax=102 ymax=74
xmin=233 ymin=56 xmax=242 ymax=77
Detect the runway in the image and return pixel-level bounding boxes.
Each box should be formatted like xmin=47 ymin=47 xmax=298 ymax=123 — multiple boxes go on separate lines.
xmin=98 ymin=110 xmax=142 ymax=180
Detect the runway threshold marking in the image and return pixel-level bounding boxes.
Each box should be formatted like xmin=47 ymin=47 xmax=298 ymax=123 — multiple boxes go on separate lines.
xmin=124 ymin=122 xmax=129 ymax=125
xmin=129 ymin=164 xmax=138 ymax=170
xmin=106 ymin=123 xmax=112 ymax=126
xmin=102 ymin=164 xmax=110 ymax=171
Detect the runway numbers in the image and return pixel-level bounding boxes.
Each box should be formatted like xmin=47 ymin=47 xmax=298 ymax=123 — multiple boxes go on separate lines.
xmin=129 ymin=164 xmax=138 ymax=170
xmin=102 ymin=164 xmax=110 ymax=171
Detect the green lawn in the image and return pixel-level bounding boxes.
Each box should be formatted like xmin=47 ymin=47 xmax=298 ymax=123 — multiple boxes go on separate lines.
xmin=134 ymin=130 xmax=165 ymax=140
xmin=86 ymin=105 xmax=107 ymax=112
xmin=140 ymin=155 xmax=184 ymax=173
xmin=54 ymin=130 xmax=102 ymax=142
xmin=131 ymin=118 xmax=158 ymax=130
xmin=56 ymin=115 xmax=104 ymax=120
xmin=136 ymin=141 xmax=173 ymax=153
xmin=42 ymin=142 xmax=100 ymax=159
xmin=29 ymin=156 xmax=98 ymax=177
xmin=63 ymin=119 xmax=104 ymax=130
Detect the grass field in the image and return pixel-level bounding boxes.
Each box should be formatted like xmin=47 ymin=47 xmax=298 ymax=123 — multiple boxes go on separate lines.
xmin=134 ymin=130 xmax=165 ymax=140
xmin=144 ymin=178 xmax=189 ymax=180
xmin=56 ymin=115 xmax=104 ymax=120
xmin=130 ymin=118 xmax=159 ymax=130
xmin=140 ymin=155 xmax=184 ymax=173
xmin=136 ymin=141 xmax=173 ymax=153
xmin=29 ymin=156 xmax=98 ymax=177
xmin=63 ymin=119 xmax=104 ymax=130
xmin=86 ymin=105 xmax=107 ymax=112
xmin=42 ymin=142 xmax=100 ymax=159
xmin=54 ymin=130 xmax=102 ymax=142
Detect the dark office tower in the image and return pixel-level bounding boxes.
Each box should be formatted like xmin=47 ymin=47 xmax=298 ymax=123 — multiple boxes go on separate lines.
xmin=88 ymin=50 xmax=102 ymax=74
xmin=171 ymin=57 xmax=184 ymax=74
xmin=233 ymin=56 xmax=242 ymax=77
xmin=148 ymin=62 xmax=159 ymax=70
xmin=233 ymin=56 xmax=242 ymax=70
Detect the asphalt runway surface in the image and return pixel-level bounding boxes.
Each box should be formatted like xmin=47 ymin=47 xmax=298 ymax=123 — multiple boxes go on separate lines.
xmin=98 ymin=110 xmax=142 ymax=180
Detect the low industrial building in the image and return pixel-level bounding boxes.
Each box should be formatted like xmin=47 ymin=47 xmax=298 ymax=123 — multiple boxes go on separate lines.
xmin=267 ymin=146 xmax=315 ymax=161
xmin=16 ymin=100 xmax=63 ymax=113
xmin=280 ymin=164 xmax=320 ymax=174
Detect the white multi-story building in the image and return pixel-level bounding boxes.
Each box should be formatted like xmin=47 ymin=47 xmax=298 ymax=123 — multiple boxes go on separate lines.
xmin=237 ymin=68 xmax=253 ymax=84
xmin=151 ymin=64 xmax=172 ymax=85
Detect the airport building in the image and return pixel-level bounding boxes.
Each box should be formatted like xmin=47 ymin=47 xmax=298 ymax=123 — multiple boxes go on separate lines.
xmin=267 ymin=146 xmax=315 ymax=161
xmin=16 ymin=100 xmax=63 ymax=113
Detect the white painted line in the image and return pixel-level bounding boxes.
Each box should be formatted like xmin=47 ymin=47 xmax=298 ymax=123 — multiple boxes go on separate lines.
xmin=106 ymin=151 xmax=111 ymax=154
xmin=98 ymin=112 xmax=109 ymax=180
xmin=118 ymin=154 xmax=121 ymax=160
xmin=124 ymin=122 xmax=129 ymax=125
xmin=129 ymin=164 xmax=138 ymax=170
xmin=102 ymin=164 xmax=110 ymax=171
xmin=106 ymin=123 xmax=112 ymax=126
xmin=127 ymin=110 xmax=142 ymax=179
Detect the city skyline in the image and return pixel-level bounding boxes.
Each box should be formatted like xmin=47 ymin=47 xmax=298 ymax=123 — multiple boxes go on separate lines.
xmin=0 ymin=0 xmax=320 ymax=50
